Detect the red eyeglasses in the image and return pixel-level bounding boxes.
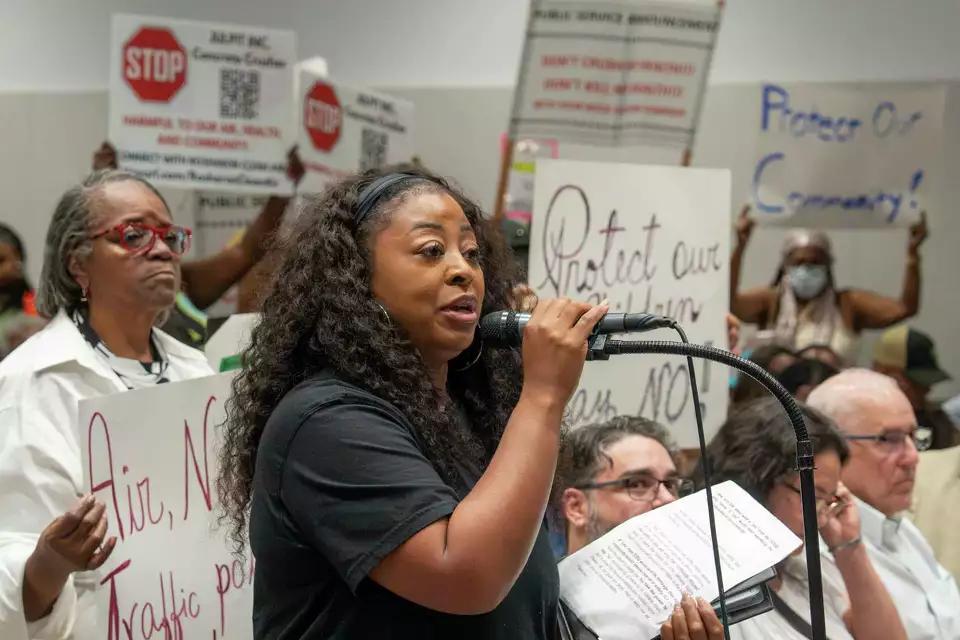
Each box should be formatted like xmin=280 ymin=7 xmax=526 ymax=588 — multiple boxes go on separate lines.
xmin=91 ymin=223 xmax=192 ymax=256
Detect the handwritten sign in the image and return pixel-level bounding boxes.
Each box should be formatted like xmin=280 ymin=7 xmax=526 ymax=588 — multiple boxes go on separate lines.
xmin=297 ymin=71 xmax=415 ymax=194
xmin=751 ymin=83 xmax=945 ymax=227
xmin=80 ymin=374 xmax=252 ymax=640
xmin=109 ymin=14 xmax=297 ymax=194
xmin=511 ymin=0 xmax=721 ymax=148
xmin=529 ymin=159 xmax=730 ymax=446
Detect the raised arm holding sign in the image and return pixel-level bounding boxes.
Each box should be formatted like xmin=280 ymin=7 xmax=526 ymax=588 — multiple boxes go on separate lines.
xmin=730 ymin=205 xmax=926 ymax=364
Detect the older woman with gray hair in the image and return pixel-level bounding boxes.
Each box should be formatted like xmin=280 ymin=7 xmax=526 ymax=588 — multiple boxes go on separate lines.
xmin=730 ymin=205 xmax=926 ymax=364
xmin=703 ymin=397 xmax=906 ymax=640
xmin=0 ymin=169 xmax=212 ymax=640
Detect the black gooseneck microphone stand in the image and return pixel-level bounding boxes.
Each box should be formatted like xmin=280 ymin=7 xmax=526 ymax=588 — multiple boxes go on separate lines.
xmin=586 ymin=329 xmax=825 ymax=640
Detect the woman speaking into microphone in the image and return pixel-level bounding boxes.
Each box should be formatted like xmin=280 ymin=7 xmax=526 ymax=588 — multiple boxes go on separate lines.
xmin=218 ymin=165 xmax=720 ymax=639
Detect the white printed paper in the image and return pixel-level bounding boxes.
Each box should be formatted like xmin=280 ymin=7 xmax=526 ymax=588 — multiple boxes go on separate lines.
xmin=512 ymin=0 xmax=721 ymax=148
xmin=751 ymin=83 xmax=945 ymax=227
xmin=80 ymin=374 xmax=252 ymax=640
xmin=297 ymin=71 xmax=415 ymax=193
xmin=109 ymin=14 xmax=296 ymax=193
xmin=559 ymin=481 xmax=801 ymax=639
xmin=528 ymin=158 xmax=730 ymax=446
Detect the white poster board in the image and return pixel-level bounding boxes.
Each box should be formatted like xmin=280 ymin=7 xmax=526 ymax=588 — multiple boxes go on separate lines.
xmin=80 ymin=374 xmax=252 ymax=640
xmin=109 ymin=14 xmax=296 ymax=194
xmin=512 ymin=0 xmax=721 ymax=148
xmin=297 ymin=72 xmax=415 ymax=193
xmin=529 ymin=159 xmax=729 ymax=445
xmin=751 ymin=82 xmax=945 ymax=227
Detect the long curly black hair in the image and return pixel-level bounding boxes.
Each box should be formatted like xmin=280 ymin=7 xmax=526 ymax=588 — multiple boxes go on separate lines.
xmin=218 ymin=164 xmax=523 ymax=549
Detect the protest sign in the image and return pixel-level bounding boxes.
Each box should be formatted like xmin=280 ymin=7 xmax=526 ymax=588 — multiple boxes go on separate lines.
xmin=751 ymin=83 xmax=945 ymax=227
xmin=109 ymin=14 xmax=296 ymax=194
xmin=501 ymin=135 xmax=560 ymax=224
xmin=192 ymin=193 xmax=268 ymax=316
xmin=80 ymin=374 xmax=252 ymax=640
xmin=510 ymin=0 xmax=721 ymax=149
xmin=297 ymin=71 xmax=415 ymax=193
xmin=528 ymin=159 xmax=729 ymax=445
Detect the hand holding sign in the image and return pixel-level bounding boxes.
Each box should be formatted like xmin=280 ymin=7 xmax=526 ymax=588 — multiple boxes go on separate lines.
xmin=93 ymin=142 xmax=119 ymax=171
xmin=286 ymin=145 xmax=306 ymax=186
xmin=735 ymin=204 xmax=754 ymax=248
xmin=909 ymin=211 xmax=928 ymax=256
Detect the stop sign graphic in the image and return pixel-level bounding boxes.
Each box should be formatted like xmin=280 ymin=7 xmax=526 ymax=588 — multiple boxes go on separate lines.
xmin=304 ymin=82 xmax=342 ymax=152
xmin=123 ymin=27 xmax=187 ymax=102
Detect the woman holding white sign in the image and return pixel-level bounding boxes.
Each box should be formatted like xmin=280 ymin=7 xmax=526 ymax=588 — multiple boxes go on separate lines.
xmin=730 ymin=205 xmax=927 ymax=364
xmin=0 ymin=170 xmax=213 ymax=640
xmin=218 ymin=166 xmax=724 ymax=639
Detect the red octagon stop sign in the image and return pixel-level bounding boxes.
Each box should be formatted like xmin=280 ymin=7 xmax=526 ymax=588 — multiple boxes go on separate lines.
xmin=304 ymin=82 xmax=342 ymax=152
xmin=123 ymin=27 xmax=187 ymax=103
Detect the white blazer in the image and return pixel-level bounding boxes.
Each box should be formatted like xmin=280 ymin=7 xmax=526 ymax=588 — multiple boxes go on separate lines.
xmin=0 ymin=310 xmax=213 ymax=640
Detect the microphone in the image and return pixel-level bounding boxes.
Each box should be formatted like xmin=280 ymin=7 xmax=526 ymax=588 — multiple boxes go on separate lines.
xmin=479 ymin=310 xmax=676 ymax=347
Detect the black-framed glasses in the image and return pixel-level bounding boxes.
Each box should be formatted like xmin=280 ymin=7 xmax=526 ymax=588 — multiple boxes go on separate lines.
xmin=843 ymin=426 xmax=932 ymax=453
xmin=574 ymin=473 xmax=694 ymax=502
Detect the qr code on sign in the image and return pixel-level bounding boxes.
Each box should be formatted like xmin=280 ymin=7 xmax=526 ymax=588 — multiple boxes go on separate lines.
xmin=360 ymin=128 xmax=388 ymax=172
xmin=220 ymin=69 xmax=260 ymax=119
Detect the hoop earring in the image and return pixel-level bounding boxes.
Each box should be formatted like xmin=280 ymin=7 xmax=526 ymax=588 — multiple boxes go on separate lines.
xmin=375 ymin=301 xmax=391 ymax=323
xmin=453 ymin=338 xmax=484 ymax=372
xmin=80 ymin=286 xmax=89 ymax=303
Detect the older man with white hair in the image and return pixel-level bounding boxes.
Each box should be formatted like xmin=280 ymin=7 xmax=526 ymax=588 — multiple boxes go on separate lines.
xmin=807 ymin=369 xmax=960 ymax=639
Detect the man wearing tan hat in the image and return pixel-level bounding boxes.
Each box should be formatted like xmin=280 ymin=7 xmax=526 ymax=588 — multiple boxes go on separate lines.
xmin=873 ymin=325 xmax=957 ymax=450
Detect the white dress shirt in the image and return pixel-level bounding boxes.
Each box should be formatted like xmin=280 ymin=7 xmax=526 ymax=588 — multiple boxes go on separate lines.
xmin=0 ymin=310 xmax=213 ymax=640
xmin=821 ymin=496 xmax=960 ymax=640
xmin=730 ymin=551 xmax=854 ymax=640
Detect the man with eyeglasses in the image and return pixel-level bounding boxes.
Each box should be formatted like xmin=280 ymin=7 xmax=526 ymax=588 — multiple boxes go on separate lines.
xmin=808 ymin=368 xmax=960 ymax=639
xmin=554 ymin=416 xmax=726 ymax=640
xmin=554 ymin=415 xmax=691 ymax=557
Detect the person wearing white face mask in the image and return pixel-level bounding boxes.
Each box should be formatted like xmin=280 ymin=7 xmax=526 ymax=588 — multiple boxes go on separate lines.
xmin=731 ymin=206 xmax=927 ymax=365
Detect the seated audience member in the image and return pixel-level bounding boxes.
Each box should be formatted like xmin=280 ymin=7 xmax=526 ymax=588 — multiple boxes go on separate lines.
xmin=795 ymin=343 xmax=844 ymax=369
xmin=807 ymin=369 xmax=960 ymax=639
xmin=944 ymin=393 xmax=960 ymax=427
xmin=0 ymin=169 xmax=213 ymax=639
xmin=92 ymin=141 xmax=304 ymax=343
xmin=0 ymin=224 xmax=44 ymax=357
xmin=705 ymin=398 xmax=906 ymax=640
xmin=731 ymin=344 xmax=797 ymax=405
xmin=554 ymin=416 xmax=720 ymax=640
xmin=731 ymin=205 xmax=926 ymax=365
xmin=912 ymin=444 xmax=960 ymax=586
xmin=873 ymin=325 xmax=958 ymax=449
xmin=776 ymin=357 xmax=839 ymax=401
xmin=555 ymin=415 xmax=690 ymax=556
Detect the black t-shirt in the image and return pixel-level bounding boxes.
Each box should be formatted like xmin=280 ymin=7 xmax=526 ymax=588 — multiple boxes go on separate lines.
xmin=249 ymin=372 xmax=560 ymax=639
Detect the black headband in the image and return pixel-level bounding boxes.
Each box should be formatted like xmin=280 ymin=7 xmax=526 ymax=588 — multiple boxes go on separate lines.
xmin=353 ymin=172 xmax=429 ymax=227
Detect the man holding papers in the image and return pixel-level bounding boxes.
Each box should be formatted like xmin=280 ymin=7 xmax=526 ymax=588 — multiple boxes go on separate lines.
xmin=555 ymin=416 xmax=726 ymax=640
